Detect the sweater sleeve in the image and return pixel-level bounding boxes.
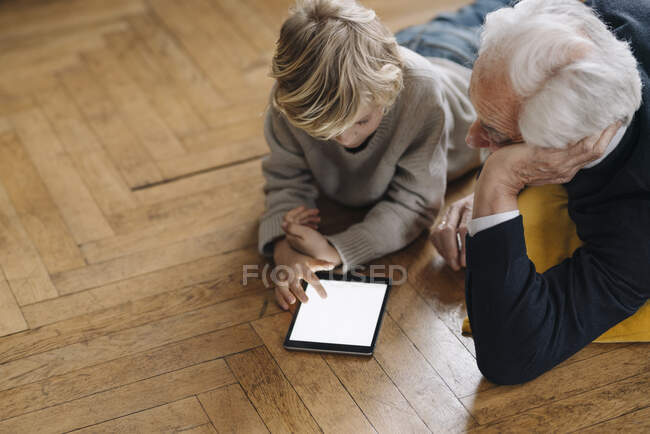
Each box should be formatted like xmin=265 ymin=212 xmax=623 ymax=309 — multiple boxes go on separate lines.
xmin=258 ymin=108 xmax=318 ymax=256
xmin=326 ymin=108 xmax=447 ymax=270
xmin=465 ymin=216 xmax=649 ymax=384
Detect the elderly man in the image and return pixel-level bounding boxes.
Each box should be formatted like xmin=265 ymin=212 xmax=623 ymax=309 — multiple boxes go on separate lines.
xmin=432 ymin=0 xmax=650 ymax=384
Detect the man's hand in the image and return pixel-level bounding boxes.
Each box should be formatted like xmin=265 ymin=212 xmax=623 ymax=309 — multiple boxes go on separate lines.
xmin=431 ymin=194 xmax=473 ymax=270
xmin=272 ymin=238 xmax=335 ymax=310
xmin=474 ymin=122 xmax=622 ymax=219
xmin=431 ymin=123 xmax=620 ymax=271
xmin=282 ymin=206 xmax=342 ymax=265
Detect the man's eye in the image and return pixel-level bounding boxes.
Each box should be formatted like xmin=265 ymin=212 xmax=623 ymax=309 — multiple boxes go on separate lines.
xmin=357 ymin=120 xmax=369 ymax=125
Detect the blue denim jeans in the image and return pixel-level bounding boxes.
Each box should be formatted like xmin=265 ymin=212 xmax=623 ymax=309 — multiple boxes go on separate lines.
xmin=395 ymin=0 xmax=512 ymax=68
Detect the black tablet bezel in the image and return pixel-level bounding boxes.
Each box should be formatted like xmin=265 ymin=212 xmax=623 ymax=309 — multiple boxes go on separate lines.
xmin=283 ymin=271 xmax=392 ymax=356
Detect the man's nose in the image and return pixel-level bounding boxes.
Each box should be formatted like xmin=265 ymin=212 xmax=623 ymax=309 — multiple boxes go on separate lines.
xmin=466 ymin=120 xmax=489 ymax=149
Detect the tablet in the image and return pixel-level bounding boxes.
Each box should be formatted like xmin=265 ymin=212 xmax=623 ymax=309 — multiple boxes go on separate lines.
xmin=284 ymin=272 xmax=391 ymax=355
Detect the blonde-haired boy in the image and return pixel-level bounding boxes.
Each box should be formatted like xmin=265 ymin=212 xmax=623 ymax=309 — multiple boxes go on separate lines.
xmin=260 ymin=0 xmax=494 ymax=309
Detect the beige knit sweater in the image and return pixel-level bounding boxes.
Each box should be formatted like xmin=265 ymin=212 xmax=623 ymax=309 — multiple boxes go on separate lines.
xmin=259 ymin=46 xmax=481 ymax=269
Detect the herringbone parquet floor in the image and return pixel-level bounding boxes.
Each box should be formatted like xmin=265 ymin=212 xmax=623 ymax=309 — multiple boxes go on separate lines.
xmin=0 ymin=0 xmax=648 ymax=432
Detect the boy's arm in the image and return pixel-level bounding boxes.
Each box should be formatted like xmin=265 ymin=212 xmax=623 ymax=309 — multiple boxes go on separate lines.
xmin=327 ymin=116 xmax=447 ymax=270
xmin=259 ymin=108 xmax=319 ymax=256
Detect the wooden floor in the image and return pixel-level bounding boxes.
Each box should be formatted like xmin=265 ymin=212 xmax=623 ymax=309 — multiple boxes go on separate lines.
xmin=0 ymin=0 xmax=648 ymax=432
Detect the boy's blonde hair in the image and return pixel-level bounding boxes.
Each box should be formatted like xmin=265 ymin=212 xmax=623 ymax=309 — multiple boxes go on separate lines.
xmin=271 ymin=0 xmax=403 ymax=140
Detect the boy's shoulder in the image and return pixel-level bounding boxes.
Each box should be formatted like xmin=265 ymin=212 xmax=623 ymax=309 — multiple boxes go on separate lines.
xmin=398 ymin=45 xmax=470 ymax=82
xmin=397 ymin=46 xmax=472 ymax=100
xmin=397 ymin=46 xmax=445 ymax=100
xmin=398 ymin=46 xmax=437 ymax=74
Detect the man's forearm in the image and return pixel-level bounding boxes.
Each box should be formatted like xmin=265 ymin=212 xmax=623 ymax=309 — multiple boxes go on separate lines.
xmin=472 ymin=160 xmax=520 ymax=219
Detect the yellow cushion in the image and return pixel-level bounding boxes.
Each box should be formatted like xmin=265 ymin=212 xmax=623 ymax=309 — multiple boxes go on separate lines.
xmin=462 ymin=184 xmax=650 ymax=342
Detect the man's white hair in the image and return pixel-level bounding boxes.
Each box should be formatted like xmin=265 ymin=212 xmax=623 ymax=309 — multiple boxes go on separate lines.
xmin=479 ymin=0 xmax=642 ymax=149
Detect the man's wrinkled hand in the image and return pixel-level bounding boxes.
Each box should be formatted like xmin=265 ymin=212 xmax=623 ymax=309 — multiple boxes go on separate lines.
xmin=486 ymin=122 xmax=622 ymax=193
xmin=431 ymin=193 xmax=473 ymax=271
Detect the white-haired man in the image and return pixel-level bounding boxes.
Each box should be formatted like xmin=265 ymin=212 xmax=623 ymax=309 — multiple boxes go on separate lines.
xmin=432 ymin=0 xmax=650 ymax=384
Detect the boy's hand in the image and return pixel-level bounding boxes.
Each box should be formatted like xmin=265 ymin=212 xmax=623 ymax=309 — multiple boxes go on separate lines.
xmin=283 ymin=205 xmax=321 ymax=229
xmin=282 ymin=207 xmax=341 ymax=265
xmin=272 ymin=238 xmax=335 ymax=310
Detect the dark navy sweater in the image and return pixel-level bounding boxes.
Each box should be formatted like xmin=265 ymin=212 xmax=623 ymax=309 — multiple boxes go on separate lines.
xmin=465 ymin=0 xmax=650 ymax=384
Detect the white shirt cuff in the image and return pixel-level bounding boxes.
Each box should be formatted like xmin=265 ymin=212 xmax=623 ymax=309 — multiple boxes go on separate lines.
xmin=467 ymin=210 xmax=520 ymax=237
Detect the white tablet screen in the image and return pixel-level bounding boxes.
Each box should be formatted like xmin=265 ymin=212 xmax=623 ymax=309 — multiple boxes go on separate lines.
xmin=289 ymin=279 xmax=388 ymax=347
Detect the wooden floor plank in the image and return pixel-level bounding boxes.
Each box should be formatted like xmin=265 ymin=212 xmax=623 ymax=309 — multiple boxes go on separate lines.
xmin=629 ymin=343 xmax=650 ymax=357
xmin=0 ymin=0 xmax=145 ymax=44
xmin=227 ymin=346 xmax=321 ymax=433
xmin=148 ymin=0 xmax=263 ymax=104
xmin=406 ymin=236 xmax=476 ymax=356
xmin=198 ymin=384 xmax=268 ymax=434
xmin=0 ymin=93 xmax=34 ymax=118
xmin=0 ymin=266 xmax=266 ymax=363
xmin=0 ymin=251 xmax=267 ymax=364
xmin=182 ymin=424 xmax=218 ymax=434
xmin=73 ymin=396 xmax=209 ymax=434
xmin=324 ymin=353 xmax=430 ymax=433
xmin=82 ymin=47 xmax=186 ymax=161
xmin=374 ymin=314 xmax=475 ymax=432
xmin=101 ymin=200 xmax=261 ymax=260
xmin=0 ymin=324 xmax=259 ymax=421
xmin=0 ymin=173 xmax=57 ymax=305
xmin=0 ymin=128 xmax=86 ymax=274
xmin=0 ymin=359 xmax=233 ymax=434
xmin=0 ymin=56 xmax=79 ymax=94
xmin=107 ymin=160 xmax=263 ymax=235
xmin=578 ymin=405 xmax=650 ymax=433
xmin=252 ymin=313 xmax=375 ymax=433
xmin=52 ymin=213 xmax=258 ymax=295
xmin=53 ymin=162 xmax=264 ymax=291
xmin=126 ymin=13 xmax=229 ymax=126
xmin=57 ymin=63 xmax=163 ymax=188
xmin=0 ymin=293 xmax=277 ymax=391
xmin=214 ymin=0 xmax=277 ymax=54
xmin=0 ymin=21 xmax=126 ymax=73
xmin=133 ymin=156 xmax=263 ymax=206
xmin=186 ymin=0 xmax=260 ymax=71
xmin=155 ymin=140 xmax=267 ymax=183
xmin=81 ymin=204 xmax=259 ymax=265
xmin=36 ymin=85 xmax=137 ymax=214
xmin=0 ymin=271 xmax=28 ymax=338
xmin=10 ymin=108 xmax=114 ymax=244
xmin=21 ymin=248 xmax=267 ymax=329
xmin=386 ymin=281 xmax=490 ymax=398
xmin=174 ymin=98 xmax=268 ymax=132
xmin=177 ymin=0 xmax=270 ymax=93
xmin=241 ymin=0 xmax=292 ymax=35
xmin=473 ymin=372 xmax=650 ymax=433
xmin=147 ymin=0 xmax=242 ymax=101
xmin=0 ymin=75 xmax=56 ymax=112
xmin=181 ymin=119 xmax=265 ymax=154
xmin=559 ymin=343 xmax=630 ymax=367
xmin=105 ymin=28 xmax=208 ymax=139
xmin=0 ymin=1 xmax=645 ymax=432
xmin=462 ymin=347 xmax=650 ymax=425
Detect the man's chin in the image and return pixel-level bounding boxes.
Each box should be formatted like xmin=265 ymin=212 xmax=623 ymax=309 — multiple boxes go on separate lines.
xmin=488 ymin=143 xmax=504 ymax=152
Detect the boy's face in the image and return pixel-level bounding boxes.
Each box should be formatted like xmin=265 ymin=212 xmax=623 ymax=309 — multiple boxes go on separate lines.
xmin=334 ymin=104 xmax=384 ymax=149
